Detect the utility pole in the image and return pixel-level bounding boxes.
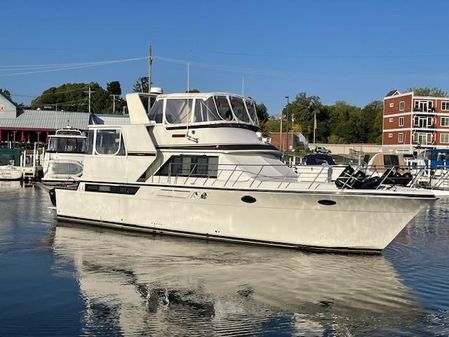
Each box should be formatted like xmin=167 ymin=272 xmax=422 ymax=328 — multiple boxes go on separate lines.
xmin=285 ymin=96 xmax=289 ymax=152
xmin=84 ymin=85 xmax=95 ymax=114
xmin=110 ymin=94 xmax=119 ymax=113
xmin=280 ymin=111 xmax=283 ymax=152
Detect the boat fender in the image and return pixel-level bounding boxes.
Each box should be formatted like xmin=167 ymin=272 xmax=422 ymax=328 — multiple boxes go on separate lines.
xmin=49 ymin=188 xmax=56 ymax=207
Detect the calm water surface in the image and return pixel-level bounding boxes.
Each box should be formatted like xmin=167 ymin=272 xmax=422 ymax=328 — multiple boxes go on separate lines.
xmin=0 ymin=182 xmax=449 ymax=336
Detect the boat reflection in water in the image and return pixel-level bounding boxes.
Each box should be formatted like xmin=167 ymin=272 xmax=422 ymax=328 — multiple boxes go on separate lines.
xmin=53 ymin=223 xmax=420 ymax=336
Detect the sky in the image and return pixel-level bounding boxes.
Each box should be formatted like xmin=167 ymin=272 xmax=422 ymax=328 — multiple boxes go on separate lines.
xmin=1 ymin=0 xmax=449 ymax=115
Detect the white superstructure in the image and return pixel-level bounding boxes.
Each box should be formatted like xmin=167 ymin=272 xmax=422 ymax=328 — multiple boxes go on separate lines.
xmin=53 ymin=92 xmax=436 ymax=253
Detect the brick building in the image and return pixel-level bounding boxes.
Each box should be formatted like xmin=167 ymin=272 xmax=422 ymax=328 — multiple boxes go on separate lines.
xmin=383 ymin=90 xmax=449 ymax=152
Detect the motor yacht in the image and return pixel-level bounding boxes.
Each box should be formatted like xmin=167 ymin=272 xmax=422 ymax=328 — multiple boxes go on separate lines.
xmin=52 ymin=92 xmax=436 ymax=253
xmin=41 ymin=126 xmax=86 ymax=186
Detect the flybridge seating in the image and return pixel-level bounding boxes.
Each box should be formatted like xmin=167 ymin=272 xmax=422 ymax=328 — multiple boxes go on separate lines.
xmin=147 ymin=93 xmax=259 ymax=128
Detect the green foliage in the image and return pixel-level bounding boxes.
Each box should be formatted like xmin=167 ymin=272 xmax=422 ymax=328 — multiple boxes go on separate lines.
xmin=133 ymin=77 xmax=149 ymax=93
xmin=31 ymin=82 xmax=125 ymax=114
xmin=273 ymin=93 xmax=384 ymax=146
xmin=107 ymin=81 xmax=122 ymax=96
xmin=187 ymin=88 xmax=200 ymax=93
xmin=256 ymin=103 xmax=269 ymax=123
xmin=0 ymin=88 xmax=11 ymax=98
xmin=407 ymin=87 xmax=448 ymax=97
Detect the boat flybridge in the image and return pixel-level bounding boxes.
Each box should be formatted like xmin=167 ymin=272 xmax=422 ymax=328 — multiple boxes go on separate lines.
xmin=42 ymin=126 xmax=87 ymax=186
xmin=52 ymin=92 xmax=437 ymax=253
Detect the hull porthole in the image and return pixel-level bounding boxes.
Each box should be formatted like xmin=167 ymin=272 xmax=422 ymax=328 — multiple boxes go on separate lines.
xmin=241 ymin=195 xmax=256 ymax=204
xmin=318 ymin=199 xmax=336 ymax=206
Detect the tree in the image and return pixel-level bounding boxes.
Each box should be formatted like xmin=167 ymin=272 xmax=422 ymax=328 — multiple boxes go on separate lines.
xmin=187 ymin=88 xmax=200 ymax=93
xmin=0 ymin=88 xmax=11 ymax=98
xmin=107 ymin=81 xmax=122 ymax=96
xmin=31 ymin=82 xmax=116 ymax=113
xmin=255 ymin=103 xmax=269 ymax=124
xmin=407 ymin=87 xmax=448 ymax=97
xmin=133 ymin=77 xmax=149 ymax=93
xmin=361 ymin=100 xmax=383 ymax=143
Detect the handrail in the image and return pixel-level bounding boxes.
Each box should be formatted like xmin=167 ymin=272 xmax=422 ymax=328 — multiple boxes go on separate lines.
xmin=148 ymin=162 xmax=449 ymax=191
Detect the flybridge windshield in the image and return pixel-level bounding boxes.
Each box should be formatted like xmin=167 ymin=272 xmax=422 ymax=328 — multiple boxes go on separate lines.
xmin=148 ymin=95 xmax=259 ymax=126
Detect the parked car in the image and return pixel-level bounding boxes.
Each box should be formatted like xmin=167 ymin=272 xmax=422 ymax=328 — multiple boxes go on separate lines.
xmin=315 ymin=146 xmax=331 ymax=154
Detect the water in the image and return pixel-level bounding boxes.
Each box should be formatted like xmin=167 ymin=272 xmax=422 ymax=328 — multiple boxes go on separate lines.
xmin=0 ymin=182 xmax=449 ymax=336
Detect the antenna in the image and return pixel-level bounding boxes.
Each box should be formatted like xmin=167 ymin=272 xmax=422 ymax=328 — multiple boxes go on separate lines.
xmin=148 ymin=45 xmax=153 ymax=93
xmin=187 ymin=62 xmax=190 ymax=92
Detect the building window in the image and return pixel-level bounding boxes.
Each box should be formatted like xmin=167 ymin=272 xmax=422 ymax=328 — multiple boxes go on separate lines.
xmin=441 ymin=133 xmax=449 ymax=144
xmin=389 ymin=117 xmax=394 ymax=123
xmin=398 ymin=133 xmax=404 ymax=143
xmin=399 ymin=117 xmax=404 ymax=126
xmin=156 ymin=155 xmax=219 ymax=178
xmin=442 ymin=101 xmax=449 ymax=111
xmin=388 ymin=133 xmax=393 ymax=138
xmin=441 ymin=117 xmax=449 ymax=127
xmin=399 ymin=101 xmax=405 ymax=111
xmin=389 ymin=102 xmax=394 ymax=108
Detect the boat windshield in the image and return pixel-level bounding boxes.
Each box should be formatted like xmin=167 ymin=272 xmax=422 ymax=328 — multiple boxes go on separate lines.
xmin=148 ymin=94 xmax=259 ymax=126
xmin=47 ymin=137 xmax=86 ymax=153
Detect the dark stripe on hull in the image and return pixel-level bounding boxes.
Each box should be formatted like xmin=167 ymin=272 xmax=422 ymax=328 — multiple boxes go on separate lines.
xmin=57 ymin=215 xmax=382 ymax=255
xmin=165 ymin=123 xmax=259 ymax=132
xmin=156 ymin=143 xmax=279 ymax=152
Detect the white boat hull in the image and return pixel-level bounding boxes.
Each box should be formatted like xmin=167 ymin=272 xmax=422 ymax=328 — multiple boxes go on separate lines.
xmin=55 ymin=183 xmax=432 ymax=253
xmin=0 ymin=166 xmax=23 ymax=180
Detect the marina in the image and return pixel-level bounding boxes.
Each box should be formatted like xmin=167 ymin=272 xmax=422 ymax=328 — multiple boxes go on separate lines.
xmin=0 ymin=184 xmax=448 ymax=336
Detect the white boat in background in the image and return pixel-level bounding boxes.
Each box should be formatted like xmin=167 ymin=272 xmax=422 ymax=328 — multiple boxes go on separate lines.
xmin=52 ymin=91 xmax=436 ymax=253
xmin=0 ymin=165 xmax=23 ymax=180
xmin=41 ymin=127 xmax=86 ymax=186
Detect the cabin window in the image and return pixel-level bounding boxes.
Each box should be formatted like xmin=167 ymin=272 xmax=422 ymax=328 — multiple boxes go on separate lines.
xmin=441 ymin=117 xmax=449 ymax=127
xmin=245 ymin=99 xmax=259 ymax=124
xmin=193 ymin=98 xmax=221 ymax=122
xmin=95 ymin=129 xmax=125 ymax=155
xmin=384 ymin=155 xmax=399 ymax=167
xmin=148 ymin=99 xmax=164 ymax=123
xmin=398 ymin=133 xmax=404 ymax=143
xmin=47 ymin=137 xmax=86 ymax=153
xmin=156 ymin=155 xmax=218 ymax=178
xmin=214 ymin=96 xmax=233 ymax=120
xmin=399 ymin=101 xmax=405 ymax=111
xmin=165 ymin=99 xmax=193 ymax=124
xmin=441 ymin=133 xmax=449 ymax=144
xmin=230 ymin=96 xmax=251 ymax=123
xmin=399 ymin=117 xmax=404 ymax=126
xmin=442 ymin=102 xmax=449 ymax=111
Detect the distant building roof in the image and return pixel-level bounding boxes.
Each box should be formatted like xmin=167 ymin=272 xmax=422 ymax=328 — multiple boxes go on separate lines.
xmin=385 ymin=89 xmax=400 ymax=97
xmin=0 ymin=109 xmax=130 ymax=130
xmin=0 ymin=110 xmax=91 ymax=130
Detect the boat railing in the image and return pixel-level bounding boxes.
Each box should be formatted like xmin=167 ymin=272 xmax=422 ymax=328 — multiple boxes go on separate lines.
xmin=151 ymin=162 xmax=302 ymax=189
xmin=147 ymin=162 xmax=449 ymax=191
xmin=335 ymin=163 xmax=449 ymax=190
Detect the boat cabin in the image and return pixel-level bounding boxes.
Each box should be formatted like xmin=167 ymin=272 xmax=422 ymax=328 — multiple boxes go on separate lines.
xmin=147 ymin=93 xmax=259 ymax=129
xmin=46 ymin=127 xmax=87 ymax=154
xmin=418 ymin=148 xmax=449 ymax=169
